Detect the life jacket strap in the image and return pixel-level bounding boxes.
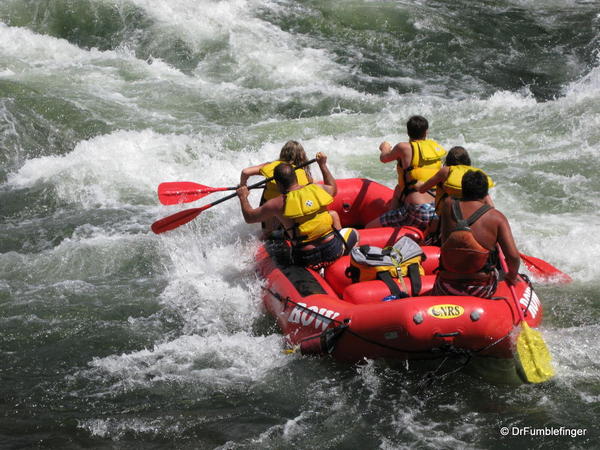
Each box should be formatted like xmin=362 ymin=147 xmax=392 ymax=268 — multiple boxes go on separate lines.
xmin=451 ymin=199 xmax=492 ymax=231
xmin=377 ymin=271 xmax=408 ymax=299
xmin=407 ymin=263 xmax=422 ymax=296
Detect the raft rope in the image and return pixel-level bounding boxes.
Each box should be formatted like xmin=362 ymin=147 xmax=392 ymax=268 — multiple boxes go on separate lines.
xmin=418 ymin=353 xmax=473 ymax=389
xmin=264 ymin=274 xmax=538 ymax=381
xmin=519 ymin=273 xmax=534 ymax=318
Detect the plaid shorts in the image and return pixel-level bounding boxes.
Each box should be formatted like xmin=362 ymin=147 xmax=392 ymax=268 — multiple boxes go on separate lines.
xmin=379 ymin=202 xmax=436 ymax=230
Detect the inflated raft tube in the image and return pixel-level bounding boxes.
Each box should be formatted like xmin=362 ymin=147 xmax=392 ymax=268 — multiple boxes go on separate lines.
xmin=328 ymin=178 xmax=395 ymax=228
xmin=255 ymin=178 xmax=544 ymax=363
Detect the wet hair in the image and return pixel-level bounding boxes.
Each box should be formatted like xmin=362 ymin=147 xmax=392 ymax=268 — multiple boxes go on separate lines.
xmin=445 ymin=146 xmax=471 ymax=166
xmin=274 ymin=162 xmax=297 ymax=192
xmin=461 ymin=170 xmax=488 ymax=201
xmin=406 ymin=115 xmax=429 ymax=140
xmin=279 ymin=140 xmax=311 ymax=178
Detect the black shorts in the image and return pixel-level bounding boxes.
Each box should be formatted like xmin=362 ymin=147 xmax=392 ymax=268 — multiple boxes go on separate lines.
xmin=292 ymin=233 xmax=345 ymax=270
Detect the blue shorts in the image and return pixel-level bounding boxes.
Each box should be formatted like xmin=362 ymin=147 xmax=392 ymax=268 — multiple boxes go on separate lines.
xmin=379 ymin=202 xmax=436 ymax=230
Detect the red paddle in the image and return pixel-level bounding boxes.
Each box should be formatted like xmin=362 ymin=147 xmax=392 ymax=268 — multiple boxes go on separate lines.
xmin=151 ymin=203 xmax=214 ymax=234
xmin=151 ymin=158 xmax=317 ymax=234
xmin=158 ymin=182 xmax=238 ymax=205
xmin=519 ymin=252 xmax=572 ymax=284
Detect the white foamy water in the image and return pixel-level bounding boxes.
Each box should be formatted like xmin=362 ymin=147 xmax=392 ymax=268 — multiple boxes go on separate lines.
xmin=129 ymin=0 xmax=347 ymax=88
xmin=86 ymin=332 xmax=288 ymax=389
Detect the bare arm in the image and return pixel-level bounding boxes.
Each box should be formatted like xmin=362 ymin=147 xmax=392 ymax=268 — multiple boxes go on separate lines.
xmin=379 ymin=141 xmax=394 ymax=162
xmin=236 ymin=186 xmax=282 ymax=224
xmin=379 ymin=141 xmax=410 ymax=164
xmin=316 ymin=152 xmax=337 ymax=197
xmin=419 ymin=166 xmax=449 ymax=193
xmin=240 ymin=163 xmax=267 ymax=186
xmin=496 ymin=214 xmax=520 ymax=285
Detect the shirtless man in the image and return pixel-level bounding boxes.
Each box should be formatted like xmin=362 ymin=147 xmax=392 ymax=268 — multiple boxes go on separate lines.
xmin=433 ymin=170 xmax=520 ymax=298
xmin=367 ymin=115 xmax=445 ymax=230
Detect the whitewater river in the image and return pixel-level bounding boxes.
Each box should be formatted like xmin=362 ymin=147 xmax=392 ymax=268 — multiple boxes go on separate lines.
xmin=1 ymin=1 xmax=599 ymax=448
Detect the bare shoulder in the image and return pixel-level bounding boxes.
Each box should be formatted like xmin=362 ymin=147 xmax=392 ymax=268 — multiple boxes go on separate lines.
xmin=395 ymin=142 xmax=412 ymax=154
xmin=489 ymin=207 xmax=508 ymax=219
xmin=259 ymin=195 xmax=284 ymax=215
xmin=486 ymin=207 xmax=510 ymax=227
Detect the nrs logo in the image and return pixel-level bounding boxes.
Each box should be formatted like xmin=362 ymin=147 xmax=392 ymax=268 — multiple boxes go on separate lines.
xmin=305 ymin=200 xmax=313 ymax=207
xmin=519 ymin=287 xmax=541 ymax=319
xmin=427 ymin=304 xmax=464 ymax=319
xmin=288 ymin=302 xmax=340 ymax=331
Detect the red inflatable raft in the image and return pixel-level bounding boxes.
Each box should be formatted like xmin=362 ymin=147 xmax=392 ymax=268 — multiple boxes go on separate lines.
xmin=255 ymin=179 xmax=544 ymax=365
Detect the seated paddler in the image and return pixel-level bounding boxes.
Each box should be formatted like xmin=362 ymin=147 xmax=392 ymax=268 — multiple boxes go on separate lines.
xmin=432 ymin=170 xmax=520 ymax=299
xmin=239 ymin=140 xmax=313 ymax=237
xmin=236 ymin=152 xmax=357 ymax=270
xmin=418 ymin=146 xmax=495 ymax=245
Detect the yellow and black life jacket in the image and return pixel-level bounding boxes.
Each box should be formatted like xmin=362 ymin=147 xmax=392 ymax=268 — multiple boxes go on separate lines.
xmin=440 ymin=199 xmax=497 ymax=274
xmin=283 ymin=184 xmax=334 ymax=244
xmin=260 ymin=160 xmax=310 ymax=201
xmin=345 ymin=237 xmax=425 ymax=298
xmin=396 ymin=139 xmax=446 ymax=196
xmin=435 ymin=165 xmax=495 ymax=212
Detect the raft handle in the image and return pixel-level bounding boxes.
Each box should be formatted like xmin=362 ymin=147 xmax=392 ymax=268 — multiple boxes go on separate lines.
xmin=434 ymin=331 xmax=461 ymax=338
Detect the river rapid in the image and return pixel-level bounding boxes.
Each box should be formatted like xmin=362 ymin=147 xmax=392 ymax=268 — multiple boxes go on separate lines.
xmin=1 ymin=1 xmax=599 ymax=448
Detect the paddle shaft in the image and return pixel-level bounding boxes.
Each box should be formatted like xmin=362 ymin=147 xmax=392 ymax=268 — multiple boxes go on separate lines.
xmin=164 ymin=186 xmax=236 ymax=196
xmin=497 ymin=245 xmax=525 ymax=323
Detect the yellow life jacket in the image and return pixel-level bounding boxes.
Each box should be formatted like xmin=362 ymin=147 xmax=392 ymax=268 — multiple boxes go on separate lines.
xmin=443 ymin=165 xmax=495 ymax=197
xmin=283 ymin=184 xmax=334 ymax=244
xmin=397 ymin=139 xmax=446 ymax=194
xmin=435 ymin=165 xmax=495 ymax=212
xmin=260 ymin=160 xmax=310 ymax=201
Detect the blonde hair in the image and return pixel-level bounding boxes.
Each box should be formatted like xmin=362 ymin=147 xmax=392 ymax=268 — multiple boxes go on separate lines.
xmin=279 ymin=140 xmax=311 ymax=177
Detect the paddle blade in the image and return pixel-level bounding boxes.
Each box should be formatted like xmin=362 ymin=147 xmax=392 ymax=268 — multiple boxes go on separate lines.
xmin=520 ymin=253 xmax=572 ymax=284
xmin=158 ymin=182 xmax=232 ymax=205
xmin=151 ymin=206 xmax=208 ymax=234
xmin=515 ymin=322 xmax=555 ymax=383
